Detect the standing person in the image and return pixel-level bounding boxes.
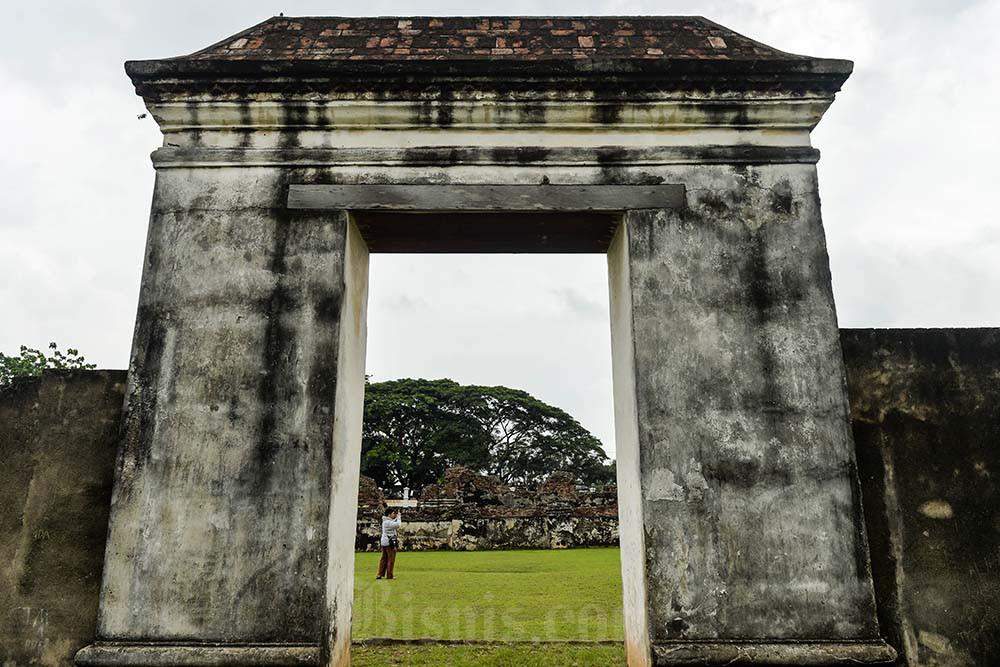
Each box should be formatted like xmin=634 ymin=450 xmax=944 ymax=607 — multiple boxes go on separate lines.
xmin=376 ymin=508 xmax=402 ymax=580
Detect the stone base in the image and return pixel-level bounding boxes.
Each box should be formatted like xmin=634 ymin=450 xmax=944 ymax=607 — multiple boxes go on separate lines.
xmin=75 ymin=643 xmax=320 ymax=666
xmin=75 ymin=639 xmax=895 ymax=666
xmin=652 ymin=640 xmax=897 ymax=666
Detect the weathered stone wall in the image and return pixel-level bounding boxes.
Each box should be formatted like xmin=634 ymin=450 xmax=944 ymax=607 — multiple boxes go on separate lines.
xmin=613 ymin=166 xmax=883 ymax=649
xmin=112 ymin=168 xmax=335 ymax=643
xmin=0 ymin=370 xmax=125 ymax=667
xmin=355 ymin=469 xmax=619 ymax=551
xmin=843 ymin=329 xmax=1000 ymax=667
xmin=357 ymin=516 xmax=620 ymax=552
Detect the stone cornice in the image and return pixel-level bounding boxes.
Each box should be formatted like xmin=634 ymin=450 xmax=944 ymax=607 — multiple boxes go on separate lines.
xmin=144 ymin=95 xmax=834 ymax=150
xmin=149 ymin=145 xmax=821 ymax=169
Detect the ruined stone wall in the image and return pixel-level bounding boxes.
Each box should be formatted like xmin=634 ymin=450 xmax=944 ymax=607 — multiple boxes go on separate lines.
xmin=843 ymin=329 xmax=1000 ymax=667
xmin=355 ymin=469 xmax=619 ymax=551
xmin=356 ymin=516 xmax=619 ymax=552
xmin=0 ymin=370 xmax=125 ymax=667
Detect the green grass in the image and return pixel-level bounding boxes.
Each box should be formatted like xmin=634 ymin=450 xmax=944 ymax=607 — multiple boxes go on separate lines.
xmin=352 ymin=548 xmax=624 ymax=642
xmin=351 ymin=644 xmax=625 ymax=667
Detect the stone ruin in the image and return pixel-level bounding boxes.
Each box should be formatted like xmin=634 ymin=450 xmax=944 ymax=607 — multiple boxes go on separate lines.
xmin=355 ymin=474 xmax=386 ymax=523
xmin=355 ymin=467 xmax=619 ymax=551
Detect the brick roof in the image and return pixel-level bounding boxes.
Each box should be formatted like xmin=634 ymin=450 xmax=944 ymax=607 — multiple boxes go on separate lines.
xmin=127 ymin=17 xmax=852 ymax=97
xmin=182 ymin=16 xmax=807 ymax=62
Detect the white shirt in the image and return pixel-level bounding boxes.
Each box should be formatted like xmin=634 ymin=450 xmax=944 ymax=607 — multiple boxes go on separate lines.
xmin=380 ymin=515 xmax=402 ymax=547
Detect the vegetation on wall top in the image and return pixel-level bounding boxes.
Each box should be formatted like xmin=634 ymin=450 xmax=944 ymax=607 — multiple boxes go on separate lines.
xmin=0 ymin=343 xmax=96 ymax=386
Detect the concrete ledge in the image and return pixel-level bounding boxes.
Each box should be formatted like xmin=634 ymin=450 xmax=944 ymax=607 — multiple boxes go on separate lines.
xmin=651 ymin=640 xmax=897 ymax=666
xmin=74 ymin=643 xmax=319 ymax=666
xmin=287 ymin=184 xmax=686 ymax=212
xmin=150 ymin=145 xmax=822 ymax=169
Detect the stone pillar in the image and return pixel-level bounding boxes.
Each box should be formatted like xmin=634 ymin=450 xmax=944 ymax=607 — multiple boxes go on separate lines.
xmin=75 ymin=167 xmax=369 ymax=666
xmin=608 ymin=164 xmax=896 ymax=666
xmin=322 ymin=220 xmax=370 ymax=667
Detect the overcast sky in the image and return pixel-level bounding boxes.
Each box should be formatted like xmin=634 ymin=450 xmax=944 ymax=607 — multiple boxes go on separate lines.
xmin=2 ymin=1 xmax=998 ymax=455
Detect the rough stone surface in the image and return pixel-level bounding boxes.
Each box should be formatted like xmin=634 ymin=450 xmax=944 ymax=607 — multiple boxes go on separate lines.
xmin=357 ymin=516 xmax=620 ymax=552
xmin=534 ymin=471 xmax=581 ymax=504
xmin=96 ymin=167 xmax=354 ymax=645
xmin=356 ymin=469 xmax=619 ymax=551
xmin=0 ymin=370 xmax=125 ymax=667
xmin=417 ymin=466 xmax=509 ymax=506
xmin=356 ymin=475 xmax=385 ymax=524
xmin=617 ymin=164 xmax=881 ymax=644
xmin=843 ymin=329 xmax=1000 ymax=667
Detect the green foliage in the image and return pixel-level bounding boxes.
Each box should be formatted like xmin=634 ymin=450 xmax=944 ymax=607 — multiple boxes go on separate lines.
xmin=362 ymin=378 xmax=613 ymax=490
xmin=0 ymin=342 xmax=96 ymax=386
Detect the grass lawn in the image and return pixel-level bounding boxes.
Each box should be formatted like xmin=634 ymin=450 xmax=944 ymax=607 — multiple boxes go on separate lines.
xmin=351 ymin=644 xmax=625 ymax=667
xmin=353 ymin=549 xmax=622 ymax=644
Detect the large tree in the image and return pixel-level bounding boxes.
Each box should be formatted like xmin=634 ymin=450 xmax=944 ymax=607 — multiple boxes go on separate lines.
xmin=361 ymin=378 xmax=613 ymax=490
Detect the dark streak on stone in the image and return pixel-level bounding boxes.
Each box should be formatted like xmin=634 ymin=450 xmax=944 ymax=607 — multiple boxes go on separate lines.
xmin=185 ymin=101 xmax=202 ymax=146
xmin=745 ymin=229 xmax=785 ymax=431
xmin=703 ymin=452 xmax=794 ymax=489
xmin=400 ymin=146 xmax=463 ymax=167
xmin=488 ymin=146 xmax=550 ymax=164
xmin=255 ymin=201 xmax=294 ymax=487
xmin=517 ymin=102 xmax=545 ymax=126
xmin=280 ymin=104 xmax=308 ymax=149
xmin=769 ymin=179 xmax=794 ymax=215
xmin=595 ymin=148 xmax=629 ymax=185
xmin=238 ymin=101 xmax=253 ymax=148
xmin=314 ymin=100 xmax=331 ymax=128
xmin=593 ymin=102 xmax=624 ymax=126
xmin=435 ymin=100 xmax=453 ymax=128
xmin=123 ymin=303 xmax=166 ymax=484
xmin=846 ymin=458 xmax=875 ymax=584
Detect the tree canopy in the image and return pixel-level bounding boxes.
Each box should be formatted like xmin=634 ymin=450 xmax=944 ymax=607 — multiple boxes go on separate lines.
xmin=0 ymin=343 xmax=96 ymax=387
xmin=362 ymin=378 xmax=614 ymax=491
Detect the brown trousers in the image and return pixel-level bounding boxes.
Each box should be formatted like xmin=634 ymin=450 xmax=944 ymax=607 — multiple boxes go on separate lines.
xmin=377 ymin=546 xmax=397 ymax=579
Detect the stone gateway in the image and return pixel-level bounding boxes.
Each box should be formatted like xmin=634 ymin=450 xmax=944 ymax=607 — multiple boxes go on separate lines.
xmin=76 ymin=16 xmax=896 ymax=667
